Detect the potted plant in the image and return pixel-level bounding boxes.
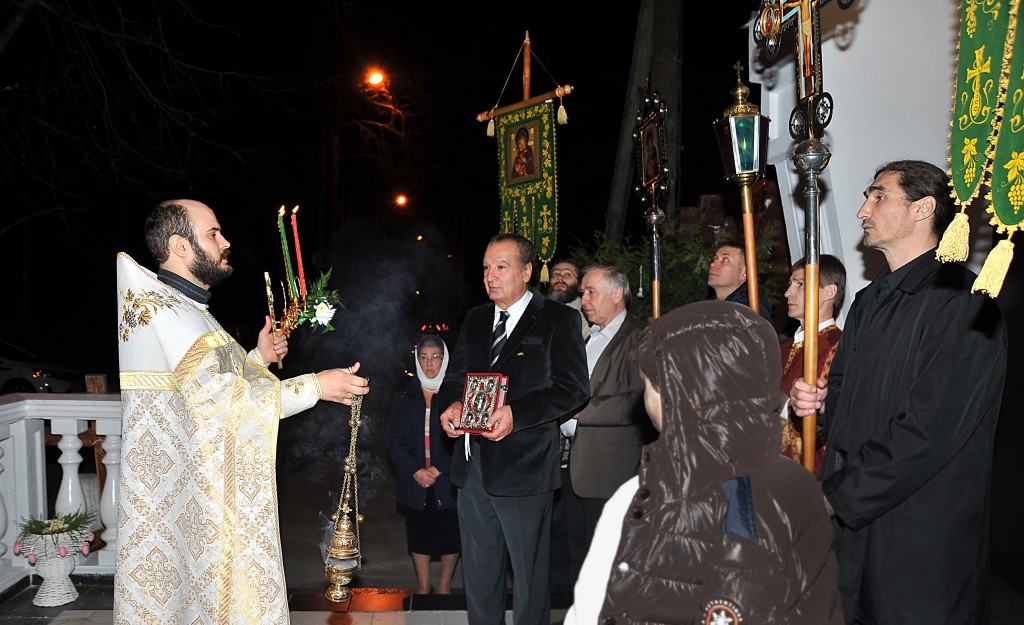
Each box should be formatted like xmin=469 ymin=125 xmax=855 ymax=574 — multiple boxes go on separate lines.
xmin=13 ymin=511 xmax=95 ymax=607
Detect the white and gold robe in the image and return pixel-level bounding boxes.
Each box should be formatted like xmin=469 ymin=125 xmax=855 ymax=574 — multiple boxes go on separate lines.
xmin=114 ymin=252 xmax=320 ymax=625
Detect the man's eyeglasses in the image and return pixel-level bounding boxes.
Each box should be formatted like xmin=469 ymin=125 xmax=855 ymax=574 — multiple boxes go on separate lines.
xmin=417 ymin=353 xmax=443 ymax=362
xmin=550 ymin=271 xmax=577 ymax=280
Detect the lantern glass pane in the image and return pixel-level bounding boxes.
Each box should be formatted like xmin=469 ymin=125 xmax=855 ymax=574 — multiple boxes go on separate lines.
xmin=732 ymin=116 xmax=757 ymax=174
xmin=713 ymin=118 xmax=737 ymax=179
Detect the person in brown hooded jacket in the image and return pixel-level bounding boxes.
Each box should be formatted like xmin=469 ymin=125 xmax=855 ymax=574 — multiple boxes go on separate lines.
xmin=564 ymin=300 xmax=843 ymax=625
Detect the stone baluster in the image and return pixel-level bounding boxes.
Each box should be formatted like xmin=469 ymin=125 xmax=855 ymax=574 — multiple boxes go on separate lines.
xmin=49 ymin=418 xmax=88 ymax=517
xmin=96 ymin=424 xmax=121 ymax=565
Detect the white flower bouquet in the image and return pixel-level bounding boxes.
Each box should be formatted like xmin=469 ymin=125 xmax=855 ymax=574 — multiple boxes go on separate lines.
xmin=297 ymin=269 xmax=344 ymax=333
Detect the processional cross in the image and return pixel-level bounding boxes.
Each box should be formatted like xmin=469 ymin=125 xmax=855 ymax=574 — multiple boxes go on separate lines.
xmin=753 ymin=0 xmax=854 ymax=472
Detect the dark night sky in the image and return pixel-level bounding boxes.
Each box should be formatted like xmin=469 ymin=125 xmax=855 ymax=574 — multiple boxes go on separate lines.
xmin=0 ymin=2 xmax=754 ymax=421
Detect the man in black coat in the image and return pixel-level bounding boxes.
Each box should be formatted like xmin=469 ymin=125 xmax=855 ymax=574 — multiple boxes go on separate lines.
xmin=439 ymin=233 xmax=589 ymax=625
xmin=791 ymin=160 xmax=1007 ymax=624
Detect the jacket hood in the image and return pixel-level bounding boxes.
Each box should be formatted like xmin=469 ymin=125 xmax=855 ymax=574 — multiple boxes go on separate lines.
xmin=634 ymin=300 xmax=785 ymax=496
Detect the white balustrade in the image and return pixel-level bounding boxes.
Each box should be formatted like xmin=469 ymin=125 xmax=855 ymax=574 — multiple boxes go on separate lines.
xmin=0 ymin=393 xmax=122 ymax=595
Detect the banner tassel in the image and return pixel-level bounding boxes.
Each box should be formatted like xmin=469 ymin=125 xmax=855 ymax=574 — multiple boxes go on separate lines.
xmin=972 ymin=236 xmax=1015 ymax=297
xmin=540 ymin=262 xmax=549 ymax=284
xmin=557 ymin=98 xmax=568 ymax=125
xmin=486 ymin=117 xmax=495 ymax=138
xmin=936 ymin=211 xmax=971 ymax=262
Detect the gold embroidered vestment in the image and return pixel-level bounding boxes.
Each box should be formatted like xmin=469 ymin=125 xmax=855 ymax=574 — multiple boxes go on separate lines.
xmin=114 ymin=253 xmax=319 ymax=625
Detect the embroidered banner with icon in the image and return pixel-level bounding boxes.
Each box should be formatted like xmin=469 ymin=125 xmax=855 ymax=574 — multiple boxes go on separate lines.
xmin=496 ymin=101 xmax=557 ymax=269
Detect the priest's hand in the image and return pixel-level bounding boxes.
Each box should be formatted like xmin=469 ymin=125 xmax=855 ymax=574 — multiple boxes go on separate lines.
xmin=256 ymin=316 xmax=288 ymax=365
xmin=482 ymin=405 xmax=513 ymax=442
xmin=316 ymin=362 xmax=370 ymax=405
xmin=790 ymin=377 xmax=828 ymax=417
xmin=441 ymin=402 xmax=464 ymax=437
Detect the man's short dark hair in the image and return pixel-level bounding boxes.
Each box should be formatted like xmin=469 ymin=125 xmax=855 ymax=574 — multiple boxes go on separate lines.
xmin=873 ymin=160 xmax=954 ymax=238
xmin=583 ymin=264 xmax=632 ymax=309
xmin=145 ymin=202 xmax=196 ymax=264
xmin=790 ymin=254 xmax=847 ymax=318
xmin=716 ymin=240 xmax=746 ymax=263
xmin=488 ymin=233 xmax=537 ymax=276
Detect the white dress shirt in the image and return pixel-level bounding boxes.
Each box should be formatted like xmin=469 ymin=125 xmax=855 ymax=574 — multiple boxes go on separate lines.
xmin=792 ymin=317 xmax=836 ymax=344
xmin=561 ymin=308 xmax=627 ymax=438
xmin=494 ymin=290 xmax=534 ymax=337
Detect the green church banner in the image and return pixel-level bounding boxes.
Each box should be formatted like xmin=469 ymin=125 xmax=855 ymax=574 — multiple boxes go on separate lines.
xmin=950 ymin=0 xmax=1011 ymax=206
xmin=989 ymin=14 xmax=1024 ymax=231
xmin=496 ymin=101 xmax=557 ymax=268
xmin=940 ymin=0 xmax=1024 ymax=297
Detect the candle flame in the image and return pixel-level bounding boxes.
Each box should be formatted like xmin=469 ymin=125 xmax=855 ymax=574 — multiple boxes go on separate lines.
xmin=292 ymin=205 xmax=300 ymax=215
xmin=278 ymin=206 xmax=286 ymax=216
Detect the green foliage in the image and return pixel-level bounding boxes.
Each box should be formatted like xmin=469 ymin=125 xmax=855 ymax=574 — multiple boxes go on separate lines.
xmin=566 ymin=212 xmax=781 ymax=321
xmin=18 ymin=511 xmax=93 ymax=539
xmin=298 ymin=268 xmax=345 ymax=333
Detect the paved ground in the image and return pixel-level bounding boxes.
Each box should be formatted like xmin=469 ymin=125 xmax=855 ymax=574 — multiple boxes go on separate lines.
xmin=2 ymin=460 xmax=1023 ymax=624
xmin=278 ymin=464 xmax=459 ymax=592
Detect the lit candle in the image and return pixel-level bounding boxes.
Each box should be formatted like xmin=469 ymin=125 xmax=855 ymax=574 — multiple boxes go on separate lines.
xmin=277 ymin=206 xmax=297 ymax=300
xmin=291 ymin=205 xmax=307 ymax=297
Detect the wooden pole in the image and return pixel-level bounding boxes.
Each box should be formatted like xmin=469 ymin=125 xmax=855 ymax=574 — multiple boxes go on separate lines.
xmin=802 ymin=262 xmax=819 ymax=470
xmin=740 ymin=183 xmax=760 ymax=315
xmin=476 ymin=86 xmax=574 ymax=123
xmin=523 ymin=31 xmax=531 ymax=99
xmin=794 ymin=139 xmax=830 ymax=471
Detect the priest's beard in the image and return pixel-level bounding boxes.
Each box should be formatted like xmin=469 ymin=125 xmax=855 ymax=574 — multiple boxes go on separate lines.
xmin=189 ymin=244 xmax=233 ymax=287
xmin=546 ymin=288 xmax=578 ymax=304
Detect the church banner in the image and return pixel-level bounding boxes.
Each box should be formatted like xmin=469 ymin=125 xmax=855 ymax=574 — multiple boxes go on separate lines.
xmin=974 ymin=8 xmax=1024 ymax=295
xmin=950 ymin=0 xmax=1011 ymax=207
xmin=496 ymin=101 xmax=557 ymax=269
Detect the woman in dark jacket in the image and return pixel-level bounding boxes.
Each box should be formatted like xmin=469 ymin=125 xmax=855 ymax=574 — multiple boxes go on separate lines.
xmin=385 ymin=335 xmax=460 ymax=594
xmin=564 ymin=301 xmax=842 ymax=625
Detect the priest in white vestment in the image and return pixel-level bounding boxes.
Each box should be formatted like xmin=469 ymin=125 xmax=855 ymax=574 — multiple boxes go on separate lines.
xmin=115 ymin=199 xmax=369 ymax=625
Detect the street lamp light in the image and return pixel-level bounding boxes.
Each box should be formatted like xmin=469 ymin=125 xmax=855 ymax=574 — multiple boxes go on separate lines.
xmin=713 ymin=63 xmax=770 ymax=315
xmin=365 ymin=68 xmax=386 ymax=89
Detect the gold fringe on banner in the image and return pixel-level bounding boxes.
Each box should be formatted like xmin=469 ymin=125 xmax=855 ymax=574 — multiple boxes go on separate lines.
xmin=972 ymin=234 xmax=1015 ymax=297
xmin=936 ymin=211 xmax=972 ymax=262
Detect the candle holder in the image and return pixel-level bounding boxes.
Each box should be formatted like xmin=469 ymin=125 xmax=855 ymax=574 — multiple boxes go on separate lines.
xmin=266 ymin=206 xmax=344 ymax=356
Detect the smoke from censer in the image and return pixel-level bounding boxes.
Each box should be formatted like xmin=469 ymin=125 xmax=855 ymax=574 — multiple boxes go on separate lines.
xmin=276 ymin=218 xmax=465 ymax=507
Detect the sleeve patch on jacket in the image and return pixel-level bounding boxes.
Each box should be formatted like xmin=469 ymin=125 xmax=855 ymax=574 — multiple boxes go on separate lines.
xmin=704 ymin=598 xmax=744 ymax=624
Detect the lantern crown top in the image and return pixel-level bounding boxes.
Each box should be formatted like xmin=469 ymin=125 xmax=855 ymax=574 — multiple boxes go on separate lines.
xmin=723 ymin=62 xmax=759 ymax=118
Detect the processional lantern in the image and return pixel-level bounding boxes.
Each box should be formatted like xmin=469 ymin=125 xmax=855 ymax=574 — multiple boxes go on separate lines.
xmin=713 ymin=63 xmax=771 ymax=316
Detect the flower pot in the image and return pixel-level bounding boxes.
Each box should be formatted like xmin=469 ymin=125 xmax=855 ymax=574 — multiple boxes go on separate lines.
xmin=19 ymin=533 xmax=82 ymax=607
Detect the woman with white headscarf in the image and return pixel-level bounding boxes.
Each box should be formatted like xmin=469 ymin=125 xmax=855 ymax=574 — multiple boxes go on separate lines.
xmin=386 ymin=334 xmax=461 ymax=594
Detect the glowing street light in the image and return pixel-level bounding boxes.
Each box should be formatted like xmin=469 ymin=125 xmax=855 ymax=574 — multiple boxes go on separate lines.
xmin=365 ymin=68 xmax=387 ymax=90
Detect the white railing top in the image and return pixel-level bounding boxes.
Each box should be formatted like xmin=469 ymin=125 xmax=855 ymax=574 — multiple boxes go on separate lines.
xmin=0 ymin=393 xmax=122 ymax=426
